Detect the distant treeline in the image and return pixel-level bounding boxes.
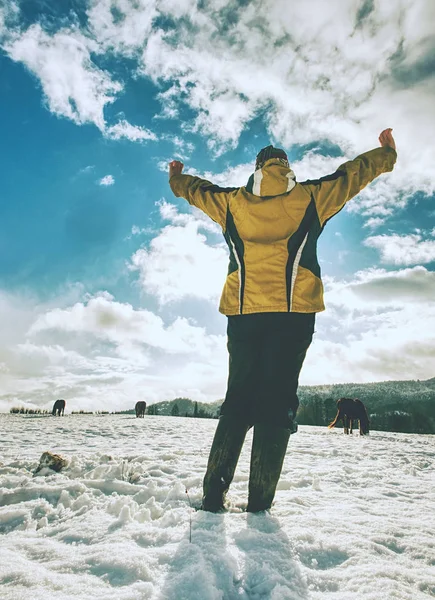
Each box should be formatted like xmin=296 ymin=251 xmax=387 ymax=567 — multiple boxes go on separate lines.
xmin=8 ymin=377 xmax=435 ymax=433
xmin=8 ymin=399 xmax=218 ymax=419
xmin=10 ymin=408 xmax=111 ymax=415
xmin=146 ymin=398 xmax=219 ymax=418
xmin=9 ymin=407 xmax=50 ymax=414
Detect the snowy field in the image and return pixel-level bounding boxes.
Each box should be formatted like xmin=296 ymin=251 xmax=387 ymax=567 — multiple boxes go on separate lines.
xmin=1 ymin=414 xmax=434 ymax=600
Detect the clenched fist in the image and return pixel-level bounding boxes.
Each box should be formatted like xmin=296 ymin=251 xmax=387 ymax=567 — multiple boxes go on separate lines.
xmin=169 ymin=160 xmax=184 ymax=179
xmin=379 ymin=128 xmax=396 ymax=151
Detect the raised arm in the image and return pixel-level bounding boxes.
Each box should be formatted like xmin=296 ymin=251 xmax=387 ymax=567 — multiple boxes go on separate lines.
xmin=301 ymin=129 xmax=397 ymax=226
xmin=168 ymin=160 xmax=235 ymax=229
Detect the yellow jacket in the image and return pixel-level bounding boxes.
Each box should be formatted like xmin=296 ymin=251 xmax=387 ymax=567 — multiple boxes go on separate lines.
xmin=169 ymin=146 xmax=397 ymax=316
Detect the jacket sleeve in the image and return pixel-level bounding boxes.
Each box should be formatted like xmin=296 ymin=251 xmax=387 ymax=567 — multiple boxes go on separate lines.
xmin=302 ymin=147 xmax=397 ymax=226
xmin=169 ymin=174 xmax=235 ymax=229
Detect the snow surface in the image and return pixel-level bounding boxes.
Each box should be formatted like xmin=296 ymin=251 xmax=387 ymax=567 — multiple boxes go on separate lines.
xmin=1 ymin=414 xmax=434 ymax=600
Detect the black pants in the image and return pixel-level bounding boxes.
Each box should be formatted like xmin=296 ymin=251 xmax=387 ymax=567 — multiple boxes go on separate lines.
xmin=219 ymin=312 xmax=315 ymax=427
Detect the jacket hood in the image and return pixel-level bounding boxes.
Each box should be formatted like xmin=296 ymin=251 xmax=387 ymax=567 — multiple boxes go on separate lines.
xmin=245 ymin=158 xmax=296 ymax=197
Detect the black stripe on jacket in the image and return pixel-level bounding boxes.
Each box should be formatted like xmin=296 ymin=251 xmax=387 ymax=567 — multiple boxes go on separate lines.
xmin=299 ymin=194 xmax=322 ymax=279
xmin=285 ymin=196 xmax=318 ymax=311
xmin=224 ymin=208 xmax=245 ymax=314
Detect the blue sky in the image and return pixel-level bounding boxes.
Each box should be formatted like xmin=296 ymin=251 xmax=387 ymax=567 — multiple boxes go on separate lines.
xmin=0 ymin=0 xmax=434 ymax=411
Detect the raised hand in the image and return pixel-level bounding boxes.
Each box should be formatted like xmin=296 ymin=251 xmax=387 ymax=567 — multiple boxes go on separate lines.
xmin=169 ymin=160 xmax=184 ymax=179
xmin=379 ymin=128 xmax=396 ymax=151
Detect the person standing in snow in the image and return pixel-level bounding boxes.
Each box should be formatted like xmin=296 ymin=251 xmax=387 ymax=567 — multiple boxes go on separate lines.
xmin=168 ymin=128 xmax=397 ymax=512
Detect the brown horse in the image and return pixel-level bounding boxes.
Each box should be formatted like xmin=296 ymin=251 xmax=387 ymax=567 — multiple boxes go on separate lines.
xmin=328 ymin=398 xmax=370 ymax=435
xmin=135 ymin=401 xmax=146 ymax=418
xmin=52 ymin=399 xmax=66 ymax=416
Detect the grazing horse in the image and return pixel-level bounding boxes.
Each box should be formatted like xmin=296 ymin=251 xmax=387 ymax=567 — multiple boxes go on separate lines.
xmin=52 ymin=399 xmax=66 ymax=416
xmin=135 ymin=401 xmax=146 ymax=418
xmin=328 ymin=398 xmax=370 ymax=435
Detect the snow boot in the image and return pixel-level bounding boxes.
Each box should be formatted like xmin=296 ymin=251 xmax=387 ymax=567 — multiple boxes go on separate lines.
xmin=202 ymin=415 xmax=250 ymax=512
xmin=247 ymin=424 xmax=291 ymax=512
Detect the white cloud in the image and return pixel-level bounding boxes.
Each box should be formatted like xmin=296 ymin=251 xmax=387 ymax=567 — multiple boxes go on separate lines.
xmin=141 ymin=0 xmax=433 ymax=199
xmin=130 ymin=225 xmax=151 ymax=236
xmin=29 ymin=294 xmax=224 ymax=356
xmin=161 ymin=134 xmax=195 ymax=159
xmin=5 ymin=0 xmax=434 ymax=211
xmin=325 ymin=265 xmax=435 ymax=306
xmin=364 ymin=233 xmax=435 ymax=265
xmin=291 ymin=152 xmax=348 ymax=183
xmin=183 ymin=89 xmax=258 ymax=154
xmin=0 ymin=289 xmax=228 ymax=412
xmin=98 ymin=174 xmax=115 ymax=186
xmin=79 ymin=165 xmax=95 ymax=174
xmin=159 ymin=160 xmax=255 ymax=190
xmin=5 ymin=24 xmax=122 ymax=131
xmin=106 ymin=119 xmax=157 ymax=142
xmin=302 ymin=266 xmax=435 ymax=384
xmin=0 ymin=1 xmax=19 ymax=39
xmin=363 ymin=217 xmax=386 ymax=230
xmin=187 ymin=162 xmax=254 ymax=188
xmin=129 ymin=210 xmax=228 ymax=304
xmin=2 ymin=22 xmax=157 ymax=142
xmin=87 ymin=0 xmax=157 ymax=55
xmin=156 ymin=199 xmax=219 ymax=233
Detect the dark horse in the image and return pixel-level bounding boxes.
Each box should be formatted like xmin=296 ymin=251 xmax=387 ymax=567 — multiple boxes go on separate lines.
xmin=135 ymin=401 xmax=146 ymax=418
xmin=328 ymin=398 xmax=370 ymax=435
xmin=52 ymin=399 xmax=66 ymax=416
